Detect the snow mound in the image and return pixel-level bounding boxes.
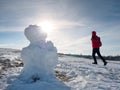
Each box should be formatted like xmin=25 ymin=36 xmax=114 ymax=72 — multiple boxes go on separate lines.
xmin=7 ymin=25 xmax=70 ymax=90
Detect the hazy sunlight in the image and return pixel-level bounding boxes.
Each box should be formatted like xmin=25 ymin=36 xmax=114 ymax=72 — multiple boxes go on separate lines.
xmin=38 ymin=21 xmax=54 ymax=33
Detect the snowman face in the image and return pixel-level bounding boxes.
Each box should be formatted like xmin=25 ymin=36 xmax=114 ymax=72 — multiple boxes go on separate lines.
xmin=24 ymin=25 xmax=47 ymax=43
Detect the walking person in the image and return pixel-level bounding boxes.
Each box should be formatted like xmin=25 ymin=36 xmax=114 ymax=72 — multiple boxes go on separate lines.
xmin=91 ymin=31 xmax=107 ymax=66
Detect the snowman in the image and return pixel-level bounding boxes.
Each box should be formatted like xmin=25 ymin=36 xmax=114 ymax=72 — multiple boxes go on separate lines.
xmin=20 ymin=25 xmax=58 ymax=82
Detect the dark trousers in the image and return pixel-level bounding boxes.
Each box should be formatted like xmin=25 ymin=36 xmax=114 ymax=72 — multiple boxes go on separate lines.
xmin=92 ymin=48 xmax=106 ymax=63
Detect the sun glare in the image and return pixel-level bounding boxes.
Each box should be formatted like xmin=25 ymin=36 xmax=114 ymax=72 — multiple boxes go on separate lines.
xmin=39 ymin=21 xmax=54 ymax=33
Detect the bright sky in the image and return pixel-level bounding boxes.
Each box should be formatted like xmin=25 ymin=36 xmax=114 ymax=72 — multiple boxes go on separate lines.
xmin=0 ymin=0 xmax=120 ymax=56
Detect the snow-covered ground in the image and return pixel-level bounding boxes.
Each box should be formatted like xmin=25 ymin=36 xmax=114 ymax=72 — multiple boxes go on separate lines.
xmin=0 ymin=48 xmax=120 ymax=90
xmin=56 ymin=55 xmax=120 ymax=90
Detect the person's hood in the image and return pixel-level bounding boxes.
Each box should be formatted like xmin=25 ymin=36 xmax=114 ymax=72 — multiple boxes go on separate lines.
xmin=92 ymin=31 xmax=96 ymax=36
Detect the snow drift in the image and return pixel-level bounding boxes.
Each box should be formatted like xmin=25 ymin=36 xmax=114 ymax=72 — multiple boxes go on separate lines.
xmin=7 ymin=25 xmax=70 ymax=90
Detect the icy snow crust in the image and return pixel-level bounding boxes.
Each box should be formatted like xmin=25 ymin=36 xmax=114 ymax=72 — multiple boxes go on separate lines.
xmin=6 ymin=25 xmax=70 ymax=90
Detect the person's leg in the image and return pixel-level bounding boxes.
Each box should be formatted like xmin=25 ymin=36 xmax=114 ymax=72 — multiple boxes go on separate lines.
xmin=92 ymin=49 xmax=97 ymax=64
xmin=96 ymin=48 xmax=107 ymax=65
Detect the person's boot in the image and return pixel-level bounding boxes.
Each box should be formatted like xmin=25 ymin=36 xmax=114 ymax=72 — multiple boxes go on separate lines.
xmin=104 ymin=62 xmax=107 ymax=66
xmin=92 ymin=62 xmax=97 ymax=64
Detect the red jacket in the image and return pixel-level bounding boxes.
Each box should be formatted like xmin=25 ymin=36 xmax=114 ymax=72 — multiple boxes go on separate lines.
xmin=91 ymin=31 xmax=101 ymax=48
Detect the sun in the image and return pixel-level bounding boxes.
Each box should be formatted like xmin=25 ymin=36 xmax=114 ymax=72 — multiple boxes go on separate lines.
xmin=38 ymin=21 xmax=54 ymax=33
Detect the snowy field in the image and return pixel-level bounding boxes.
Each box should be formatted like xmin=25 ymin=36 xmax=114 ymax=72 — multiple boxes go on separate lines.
xmin=0 ymin=48 xmax=120 ymax=90
xmin=56 ymin=55 xmax=120 ymax=90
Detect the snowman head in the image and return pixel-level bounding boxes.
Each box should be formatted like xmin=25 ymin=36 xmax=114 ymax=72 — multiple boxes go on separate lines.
xmin=24 ymin=25 xmax=47 ymax=43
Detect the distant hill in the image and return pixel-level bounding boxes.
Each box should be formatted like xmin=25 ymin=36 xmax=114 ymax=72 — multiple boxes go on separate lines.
xmin=58 ymin=53 xmax=120 ymax=61
xmin=0 ymin=48 xmax=21 ymax=54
